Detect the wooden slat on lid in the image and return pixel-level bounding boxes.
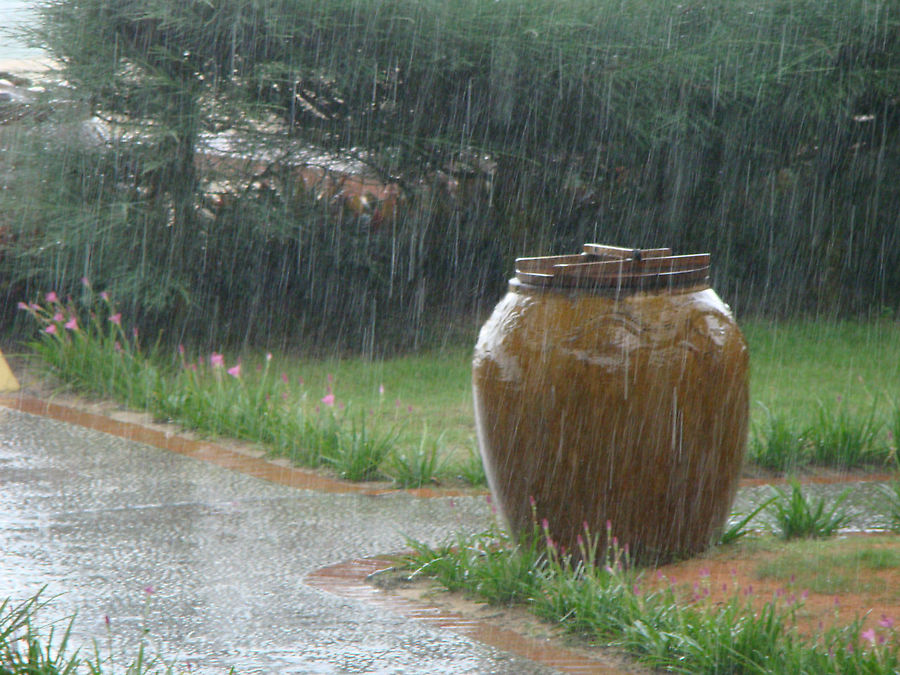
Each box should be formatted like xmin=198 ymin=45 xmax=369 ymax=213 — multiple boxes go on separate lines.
xmin=582 ymin=244 xmax=673 ymax=258
xmin=515 ymin=245 xmax=710 ymax=290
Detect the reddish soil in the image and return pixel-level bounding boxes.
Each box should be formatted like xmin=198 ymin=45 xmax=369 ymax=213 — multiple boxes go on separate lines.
xmin=646 ymin=535 xmax=900 ymax=642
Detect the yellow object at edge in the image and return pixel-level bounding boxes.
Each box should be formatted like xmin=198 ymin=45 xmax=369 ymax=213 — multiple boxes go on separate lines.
xmin=0 ymin=348 xmax=20 ymax=392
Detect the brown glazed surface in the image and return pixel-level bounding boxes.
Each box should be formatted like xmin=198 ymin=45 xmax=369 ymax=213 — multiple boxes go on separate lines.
xmin=472 ymin=279 xmax=749 ymax=565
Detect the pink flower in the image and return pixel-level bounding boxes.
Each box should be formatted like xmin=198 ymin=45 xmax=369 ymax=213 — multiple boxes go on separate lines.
xmin=281 ymin=373 xmax=289 ymax=384
xmin=45 ymin=324 xmax=57 ymax=335
xmin=114 ymin=341 xmax=122 ymax=352
xmin=100 ymin=291 xmax=110 ymax=301
xmin=227 ymin=364 xmax=241 ymax=378
xmin=64 ymin=317 xmax=79 ymax=331
xmin=320 ymin=393 xmax=335 ymax=406
xmin=541 ymin=518 xmax=550 ymax=531
xmin=210 ymin=352 xmax=224 ymax=367
xmin=144 ymin=585 xmax=155 ymax=595
xmin=379 ymin=383 xmax=385 ymax=395
xmin=861 ymin=628 xmax=877 ymax=645
xmin=178 ymin=344 xmax=185 ymax=355
xmin=45 ymin=291 xmax=58 ymax=303
xmin=266 ymin=352 xmax=272 ymax=362
xmin=16 ymin=301 xmax=28 ymax=310
xmin=81 ymin=276 xmax=90 ymax=287
xmin=109 ymin=312 xmax=121 ymax=326
xmin=879 ymin=615 xmax=894 ymax=629
xmin=53 ymin=312 xmax=64 ymax=322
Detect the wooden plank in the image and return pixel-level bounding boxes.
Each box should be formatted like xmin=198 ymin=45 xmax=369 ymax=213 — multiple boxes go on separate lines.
xmin=516 ymin=253 xmax=589 ymax=273
xmin=552 ymin=253 xmax=709 ymax=278
xmin=581 ymin=243 xmax=636 ymax=258
xmin=581 ymin=244 xmax=673 ymax=258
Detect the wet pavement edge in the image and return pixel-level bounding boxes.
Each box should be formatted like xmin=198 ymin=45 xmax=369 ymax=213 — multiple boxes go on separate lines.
xmin=0 ymin=393 xmax=632 ymax=674
xmin=305 ymin=556 xmax=627 ymax=675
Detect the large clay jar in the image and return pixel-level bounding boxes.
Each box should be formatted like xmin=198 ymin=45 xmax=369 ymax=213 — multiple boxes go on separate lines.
xmin=472 ymin=244 xmax=749 ymax=565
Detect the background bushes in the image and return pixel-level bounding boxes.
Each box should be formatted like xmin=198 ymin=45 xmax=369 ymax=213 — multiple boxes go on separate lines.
xmin=2 ymin=0 xmax=898 ymax=352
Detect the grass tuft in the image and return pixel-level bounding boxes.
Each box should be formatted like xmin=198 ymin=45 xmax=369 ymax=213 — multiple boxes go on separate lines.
xmin=808 ymin=399 xmax=888 ymax=468
xmin=402 ymin=521 xmax=900 ymax=674
xmin=717 ymin=495 xmax=777 ymax=546
xmin=748 ymin=404 xmax=810 ymax=472
xmin=321 ymin=412 xmax=396 ymax=481
xmin=877 ymin=481 xmax=900 ymax=534
xmin=385 ymin=427 xmax=448 ymax=488
xmin=0 ymin=589 xmax=179 ymax=674
xmin=453 ymin=444 xmax=488 ymax=487
xmin=769 ymin=480 xmax=852 ymax=540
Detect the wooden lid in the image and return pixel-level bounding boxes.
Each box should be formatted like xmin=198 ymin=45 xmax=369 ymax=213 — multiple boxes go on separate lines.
xmin=515 ymin=244 xmax=710 ymax=289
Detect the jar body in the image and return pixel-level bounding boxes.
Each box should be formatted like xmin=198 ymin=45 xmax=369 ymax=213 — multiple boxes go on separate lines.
xmin=472 ymin=280 xmax=749 ymax=565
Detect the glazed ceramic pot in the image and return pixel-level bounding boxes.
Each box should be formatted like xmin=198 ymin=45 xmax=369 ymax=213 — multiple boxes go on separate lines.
xmin=472 ymin=244 xmax=749 ymax=565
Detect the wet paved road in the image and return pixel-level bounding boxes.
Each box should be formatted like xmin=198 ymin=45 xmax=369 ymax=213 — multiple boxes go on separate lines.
xmin=0 ymin=406 xmax=558 ymax=674
xmin=1 ymin=403 xmax=892 ymax=673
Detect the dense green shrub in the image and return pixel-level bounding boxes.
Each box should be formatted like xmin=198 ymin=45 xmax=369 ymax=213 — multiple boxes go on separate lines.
xmin=3 ymin=0 xmax=898 ymax=350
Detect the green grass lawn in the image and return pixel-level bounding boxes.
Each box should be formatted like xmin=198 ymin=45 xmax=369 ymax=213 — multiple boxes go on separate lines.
xmin=16 ymin=297 xmax=900 ymax=481
xmin=277 ymin=318 xmax=900 ymax=466
xmin=744 ymin=319 xmax=900 ymax=421
xmin=238 ymin=346 xmax=479 ymax=462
